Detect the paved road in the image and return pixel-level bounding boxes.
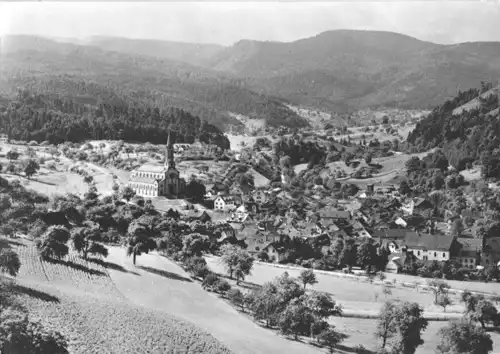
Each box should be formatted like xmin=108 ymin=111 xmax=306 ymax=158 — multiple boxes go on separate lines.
xmin=106 ymin=247 xmax=322 ymax=354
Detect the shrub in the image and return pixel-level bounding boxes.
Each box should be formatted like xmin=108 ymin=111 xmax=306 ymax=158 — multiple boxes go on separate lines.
xmin=202 ymin=272 xmax=219 ymax=291
xmin=214 ymin=278 xmax=231 ymax=295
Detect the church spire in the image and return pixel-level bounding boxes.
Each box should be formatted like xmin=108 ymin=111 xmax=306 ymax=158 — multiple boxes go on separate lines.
xmin=165 ymin=130 xmax=175 ymax=169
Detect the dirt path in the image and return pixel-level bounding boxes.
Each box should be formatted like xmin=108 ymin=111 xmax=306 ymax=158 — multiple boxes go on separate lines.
xmin=106 ymin=247 xmax=322 ymax=354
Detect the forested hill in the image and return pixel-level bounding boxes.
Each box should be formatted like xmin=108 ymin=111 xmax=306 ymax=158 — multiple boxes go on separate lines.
xmin=407 ymin=82 xmax=500 ymax=174
xmin=0 ymin=88 xmax=230 ymax=149
xmin=0 ymin=35 xmax=307 ymax=131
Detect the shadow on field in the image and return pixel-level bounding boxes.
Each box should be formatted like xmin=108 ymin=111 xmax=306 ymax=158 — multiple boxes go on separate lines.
xmin=217 ymin=273 xmax=261 ymax=290
xmin=46 ymin=259 xmax=106 ymax=277
xmin=12 ymin=284 xmax=60 ymax=303
xmin=137 ymin=265 xmax=192 ymax=283
xmin=6 ymin=239 xmax=27 ymax=247
xmin=87 ymin=257 xmax=140 ymax=276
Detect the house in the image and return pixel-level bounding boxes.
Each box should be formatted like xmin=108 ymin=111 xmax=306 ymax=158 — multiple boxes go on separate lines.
xmin=403 ymin=232 xmax=457 ymax=262
xmin=262 ymin=242 xmax=289 ymax=262
xmin=482 ymin=237 xmax=500 ymax=268
xmin=206 ymin=182 xmax=228 ymax=198
xmin=319 ymin=207 xmax=351 ymax=222
xmin=385 ymin=253 xmax=407 ymax=273
xmin=183 ymin=210 xmax=211 ymax=223
xmin=455 ymin=238 xmax=482 ymax=269
xmin=214 ymin=195 xmax=241 ymax=211
xmin=352 ymin=220 xmax=371 ymax=238
xmin=413 ymin=198 xmax=433 ymax=214
xmin=0 ymin=134 xmax=7 ymax=144
xmin=372 ymin=229 xmax=412 ymax=240
xmin=252 ymin=190 xmax=269 ymax=205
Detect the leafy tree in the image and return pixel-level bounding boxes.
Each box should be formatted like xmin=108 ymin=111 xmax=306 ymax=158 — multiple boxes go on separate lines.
xmin=357 ymin=238 xmax=378 ymax=273
xmin=339 ymin=238 xmax=357 ymax=268
xmin=181 ymin=233 xmax=210 ymax=259
xmin=35 ymin=225 xmax=70 ymax=260
xmin=23 ymin=159 xmax=40 ymax=179
xmin=437 ymin=294 xmax=452 ymax=312
xmin=437 ymin=319 xmax=493 ymax=354
xmin=71 ymin=223 xmax=108 ymax=260
xmin=0 ymin=248 xmax=21 ymax=277
xmin=298 ymin=268 xmax=318 ymax=289
xmin=317 ymin=328 xmax=348 ymax=353
xmin=450 ymin=219 xmax=464 ymax=237
xmin=121 ymin=186 xmax=136 ymax=203
xmin=376 ymin=300 xmax=428 ymax=353
xmin=428 ymin=279 xmax=450 ymax=304
xmin=470 ymin=299 xmax=498 ymax=329
xmin=227 ymin=288 xmax=245 ymax=312
xmin=6 ymin=150 xmax=19 ymax=161
xmin=0 ymin=308 xmax=69 ymax=354
xmin=185 ymin=179 xmax=206 ymax=203
xmin=126 ymin=219 xmax=157 ymax=265
xmin=83 ymin=175 xmax=94 ymax=185
xmin=399 ymin=180 xmax=412 ymax=195
xmin=278 ymin=298 xmax=316 ymax=340
xmin=220 ymin=244 xmax=254 ymax=284
xmin=303 ymin=290 xmax=342 ymax=319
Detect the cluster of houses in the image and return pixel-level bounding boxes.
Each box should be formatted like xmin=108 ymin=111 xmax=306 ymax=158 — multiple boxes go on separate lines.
xmin=197 ymin=181 xmax=500 ymax=273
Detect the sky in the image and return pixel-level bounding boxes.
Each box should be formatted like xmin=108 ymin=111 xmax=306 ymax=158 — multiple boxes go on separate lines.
xmin=1 ymin=1 xmax=500 ymax=46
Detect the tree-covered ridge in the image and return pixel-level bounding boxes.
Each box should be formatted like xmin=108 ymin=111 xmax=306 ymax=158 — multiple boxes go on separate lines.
xmin=407 ymin=83 xmax=500 ymax=170
xmin=0 ymin=88 xmax=230 ymax=149
xmin=0 ymin=36 xmax=308 ymax=130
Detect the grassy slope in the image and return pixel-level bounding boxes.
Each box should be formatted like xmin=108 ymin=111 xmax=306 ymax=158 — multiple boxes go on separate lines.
xmin=105 ymin=247 xmax=323 ymax=354
xmin=6 ymin=238 xmax=231 ymax=354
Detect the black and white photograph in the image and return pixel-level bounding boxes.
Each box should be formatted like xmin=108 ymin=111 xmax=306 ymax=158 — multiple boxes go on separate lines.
xmin=1 ymin=1 xmax=500 ymax=353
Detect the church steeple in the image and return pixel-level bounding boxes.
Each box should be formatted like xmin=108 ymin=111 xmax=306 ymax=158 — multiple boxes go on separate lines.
xmin=165 ymin=130 xmax=175 ymax=169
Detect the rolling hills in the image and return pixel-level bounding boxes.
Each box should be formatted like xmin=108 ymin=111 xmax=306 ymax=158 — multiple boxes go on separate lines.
xmin=2 ymin=29 xmax=500 ymax=130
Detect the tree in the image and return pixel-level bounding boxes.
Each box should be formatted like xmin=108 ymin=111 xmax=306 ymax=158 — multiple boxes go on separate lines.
xmin=376 ymin=300 xmax=428 ymax=353
xmin=121 ymin=186 xmax=136 ymax=203
xmin=6 ymin=150 xmax=19 ymax=161
xmin=227 ymin=288 xmax=245 ymax=312
xmin=470 ymin=299 xmax=498 ymax=329
xmin=126 ymin=219 xmax=158 ymax=265
xmin=220 ymin=244 xmax=254 ymax=284
xmin=303 ymin=291 xmax=342 ymax=319
xmin=71 ymin=223 xmax=108 ymax=260
xmin=0 ymin=308 xmax=69 ymax=354
xmin=83 ymin=175 xmax=94 ymax=185
xmin=428 ymin=280 xmax=450 ymax=304
xmin=185 ymin=179 xmax=206 ymax=203
xmin=35 ymin=226 xmax=70 ymax=260
xmin=357 ymin=238 xmax=378 ymax=273
xmin=317 ymin=328 xmax=348 ymax=353
xmin=181 ymin=233 xmax=210 ymax=259
xmin=437 ymin=294 xmax=452 ymax=312
xmin=23 ymin=159 xmax=40 ymax=179
xmin=0 ymin=248 xmax=21 ymax=276
xmin=450 ymin=219 xmax=464 ymax=237
xmin=339 ymin=238 xmax=357 ymax=268
xmin=437 ymin=319 xmax=493 ymax=354
xmin=298 ymin=269 xmax=318 ymax=289
xmin=399 ymin=180 xmax=411 ymax=195
xmin=364 ymin=153 xmax=373 ymax=165
xmin=278 ymin=298 xmax=316 ymax=340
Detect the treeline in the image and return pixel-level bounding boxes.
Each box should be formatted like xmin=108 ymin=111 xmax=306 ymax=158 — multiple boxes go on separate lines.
xmin=407 ymin=83 xmax=500 ymax=172
xmin=0 ymin=88 xmax=230 ymax=149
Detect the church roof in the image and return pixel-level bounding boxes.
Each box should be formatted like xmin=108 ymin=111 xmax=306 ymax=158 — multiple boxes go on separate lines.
xmin=129 ymin=175 xmax=161 ymax=184
xmin=135 ymin=164 xmax=166 ymax=173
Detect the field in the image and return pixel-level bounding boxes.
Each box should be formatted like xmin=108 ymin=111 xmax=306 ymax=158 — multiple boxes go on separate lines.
xmin=204 ymin=257 xmax=500 ymax=353
xmin=4 ymin=238 xmax=232 ymax=354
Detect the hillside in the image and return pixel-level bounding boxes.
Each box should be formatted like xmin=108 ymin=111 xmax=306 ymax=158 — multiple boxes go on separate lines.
xmin=407 ymin=83 xmax=500 ymax=172
xmin=206 ymin=30 xmax=500 ymax=111
xmin=82 ymin=36 xmax=225 ymax=67
xmin=0 ymin=35 xmax=307 ymax=131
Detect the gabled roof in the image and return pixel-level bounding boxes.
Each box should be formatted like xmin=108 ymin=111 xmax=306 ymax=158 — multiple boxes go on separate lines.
xmin=129 ymin=175 xmax=161 ymax=184
xmin=372 ymin=229 xmax=412 ymax=239
xmin=135 ymin=164 xmax=166 ymax=173
xmin=457 ymin=237 xmax=483 ymax=252
xmin=319 ymin=207 xmax=351 ymax=219
xmin=404 ymin=232 xmax=455 ymax=251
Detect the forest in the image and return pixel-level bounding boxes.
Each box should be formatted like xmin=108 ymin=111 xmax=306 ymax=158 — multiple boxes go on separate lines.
xmin=0 ymin=88 xmax=230 ymax=149
xmin=407 ymin=82 xmax=500 ymax=174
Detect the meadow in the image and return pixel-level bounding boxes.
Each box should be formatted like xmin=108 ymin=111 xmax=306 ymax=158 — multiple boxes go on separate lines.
xmin=5 ymin=238 xmax=232 ymax=354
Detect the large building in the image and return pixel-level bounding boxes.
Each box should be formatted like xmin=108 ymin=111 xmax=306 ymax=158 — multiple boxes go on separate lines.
xmin=127 ymin=131 xmax=186 ymax=198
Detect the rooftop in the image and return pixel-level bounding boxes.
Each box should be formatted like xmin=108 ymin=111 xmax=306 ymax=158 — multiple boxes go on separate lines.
xmin=128 ymin=175 xmax=159 ymax=184
xmin=135 ymin=164 xmax=167 ymax=173
xmin=404 ymin=232 xmax=455 ymax=251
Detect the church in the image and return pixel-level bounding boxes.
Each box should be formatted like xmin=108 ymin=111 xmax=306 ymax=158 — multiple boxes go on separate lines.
xmin=127 ymin=132 xmax=186 ymax=198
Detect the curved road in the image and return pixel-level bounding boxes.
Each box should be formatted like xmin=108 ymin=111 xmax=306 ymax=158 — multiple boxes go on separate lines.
xmin=106 ymin=247 xmax=322 ymax=354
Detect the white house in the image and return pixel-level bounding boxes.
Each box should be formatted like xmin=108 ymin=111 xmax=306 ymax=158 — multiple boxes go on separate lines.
xmin=214 ymin=195 xmax=240 ymax=211
xmin=0 ymin=134 xmax=7 ymax=145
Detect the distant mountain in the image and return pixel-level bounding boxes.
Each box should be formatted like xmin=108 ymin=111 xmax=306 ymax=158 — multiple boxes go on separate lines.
xmin=82 ymin=36 xmax=225 ymax=67
xmin=206 ymin=30 xmax=500 ymax=111
xmin=0 ymin=35 xmax=306 ymax=131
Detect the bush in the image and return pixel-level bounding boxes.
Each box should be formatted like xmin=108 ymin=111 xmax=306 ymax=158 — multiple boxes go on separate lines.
xmin=214 ymin=278 xmax=231 ymax=295
xmin=202 ymin=272 xmax=219 ymax=291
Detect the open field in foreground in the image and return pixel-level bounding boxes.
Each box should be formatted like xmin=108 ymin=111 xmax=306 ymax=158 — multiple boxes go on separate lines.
xmin=5 ymin=238 xmax=232 ymax=354
xmin=204 ymin=257 xmax=468 ymax=317
xmin=204 ymin=257 xmax=500 ymax=353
